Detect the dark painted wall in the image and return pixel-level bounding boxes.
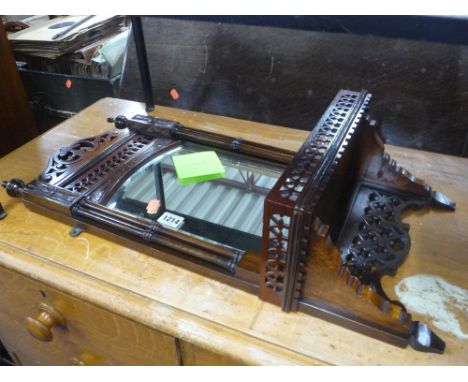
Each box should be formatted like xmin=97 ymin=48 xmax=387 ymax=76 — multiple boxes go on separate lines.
xmin=120 ymin=17 xmax=468 ymax=157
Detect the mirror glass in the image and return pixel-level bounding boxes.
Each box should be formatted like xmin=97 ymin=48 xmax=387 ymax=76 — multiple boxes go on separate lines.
xmin=105 ymin=142 xmax=285 ymax=251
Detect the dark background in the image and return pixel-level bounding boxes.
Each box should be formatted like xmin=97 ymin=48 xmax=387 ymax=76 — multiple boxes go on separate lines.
xmin=120 ymin=16 xmax=468 ymax=157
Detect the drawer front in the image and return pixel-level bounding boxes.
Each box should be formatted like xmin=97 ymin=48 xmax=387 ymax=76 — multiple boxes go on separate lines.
xmin=179 ymin=341 xmax=243 ymax=366
xmin=0 ymin=266 xmax=179 ymax=365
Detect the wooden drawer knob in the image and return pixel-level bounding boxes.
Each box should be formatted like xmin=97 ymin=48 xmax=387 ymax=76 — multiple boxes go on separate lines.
xmin=69 ymin=357 xmax=87 ymax=366
xmin=25 ymin=302 xmax=66 ymax=342
xmin=69 ymin=351 xmax=99 ymax=366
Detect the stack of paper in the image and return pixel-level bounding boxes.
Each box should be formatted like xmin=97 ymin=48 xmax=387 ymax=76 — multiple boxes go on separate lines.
xmin=68 ymin=29 xmax=130 ymax=78
xmin=8 ymin=15 xmax=126 ymax=60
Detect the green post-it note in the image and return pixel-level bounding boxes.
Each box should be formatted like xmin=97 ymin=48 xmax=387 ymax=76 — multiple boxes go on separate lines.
xmin=172 ymin=151 xmax=225 ymax=186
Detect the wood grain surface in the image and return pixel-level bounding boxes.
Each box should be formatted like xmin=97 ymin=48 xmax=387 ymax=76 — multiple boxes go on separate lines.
xmin=0 ymin=22 xmax=37 ymax=157
xmin=0 ymin=97 xmax=466 ymax=365
xmin=0 ymin=266 xmax=179 ymax=365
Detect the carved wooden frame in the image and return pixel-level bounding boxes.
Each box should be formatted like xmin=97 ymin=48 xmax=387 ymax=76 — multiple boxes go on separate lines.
xmin=2 ymin=90 xmax=455 ymax=353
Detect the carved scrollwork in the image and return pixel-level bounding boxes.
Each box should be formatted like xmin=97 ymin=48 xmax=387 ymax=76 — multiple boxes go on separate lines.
xmin=40 ymin=131 xmax=119 ymax=184
xmin=342 ymin=191 xmax=427 ymax=284
xmin=64 ymin=135 xmax=152 ymax=193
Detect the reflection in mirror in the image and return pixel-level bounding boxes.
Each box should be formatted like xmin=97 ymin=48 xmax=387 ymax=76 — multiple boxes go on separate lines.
xmin=106 ymin=142 xmax=285 ymax=252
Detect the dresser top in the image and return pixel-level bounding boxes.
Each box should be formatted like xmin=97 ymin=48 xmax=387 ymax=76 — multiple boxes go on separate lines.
xmin=0 ymin=98 xmax=467 ymax=365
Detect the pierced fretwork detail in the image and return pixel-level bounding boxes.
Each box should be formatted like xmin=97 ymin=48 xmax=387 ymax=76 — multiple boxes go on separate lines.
xmin=279 ymin=92 xmax=366 ymax=202
xmin=264 ymin=214 xmax=291 ymax=293
xmin=260 ymin=90 xmax=371 ymax=311
xmin=64 ymin=135 xmax=152 ymax=193
xmin=342 ymin=191 xmax=422 ymax=284
xmin=40 ymin=131 xmax=119 ymax=184
xmin=7 ymin=88 xmax=455 ymax=353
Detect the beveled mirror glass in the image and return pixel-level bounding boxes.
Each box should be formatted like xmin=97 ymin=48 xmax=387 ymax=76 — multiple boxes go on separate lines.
xmin=106 ymin=142 xmax=285 ymax=251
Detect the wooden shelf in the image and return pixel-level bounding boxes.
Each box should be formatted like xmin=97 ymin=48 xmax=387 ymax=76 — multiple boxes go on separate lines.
xmin=0 ymin=98 xmax=466 ymax=365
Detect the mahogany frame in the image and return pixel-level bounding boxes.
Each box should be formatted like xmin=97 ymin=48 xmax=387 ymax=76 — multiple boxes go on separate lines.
xmin=2 ymin=90 xmax=455 ymax=353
